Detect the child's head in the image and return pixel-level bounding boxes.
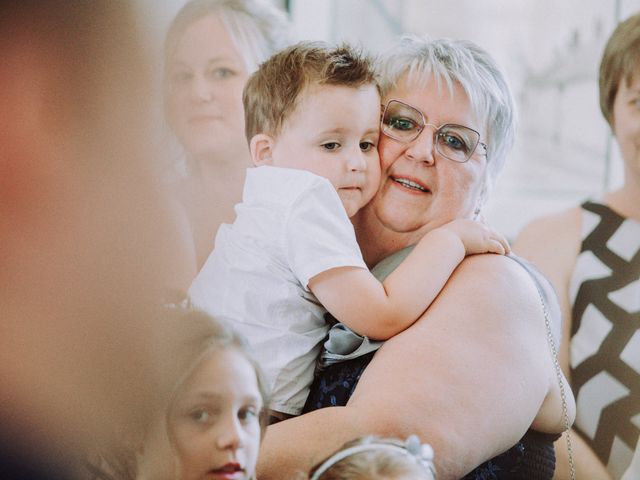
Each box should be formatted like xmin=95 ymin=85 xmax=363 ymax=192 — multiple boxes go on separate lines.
xmin=308 ymin=435 xmax=436 ymax=480
xmin=243 ymin=41 xmax=382 ymax=217
xmin=136 ymin=308 xmax=268 ymax=480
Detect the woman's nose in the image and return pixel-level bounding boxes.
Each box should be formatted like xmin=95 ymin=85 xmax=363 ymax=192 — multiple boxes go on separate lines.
xmin=405 ymin=129 xmax=436 ymax=165
xmin=190 ymin=74 xmax=213 ymax=103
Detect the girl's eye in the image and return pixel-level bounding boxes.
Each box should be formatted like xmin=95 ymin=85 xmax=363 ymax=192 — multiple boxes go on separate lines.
xmin=238 ymin=406 xmax=259 ymax=423
xmin=360 ymin=141 xmax=376 ymax=152
xmin=189 ymin=409 xmax=210 ymax=424
xmin=208 ymin=67 xmax=235 ymax=80
xmin=322 ymin=142 xmax=340 ymax=151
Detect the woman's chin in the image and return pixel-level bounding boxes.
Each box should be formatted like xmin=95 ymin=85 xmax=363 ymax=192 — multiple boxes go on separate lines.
xmin=184 ymin=142 xmax=247 ymax=166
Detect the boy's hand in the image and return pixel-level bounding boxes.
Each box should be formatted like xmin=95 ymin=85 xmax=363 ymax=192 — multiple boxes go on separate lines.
xmin=438 ymin=218 xmax=511 ymax=255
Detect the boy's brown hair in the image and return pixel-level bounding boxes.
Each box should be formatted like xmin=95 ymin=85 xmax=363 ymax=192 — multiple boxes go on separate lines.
xmin=243 ymin=41 xmax=379 ymax=141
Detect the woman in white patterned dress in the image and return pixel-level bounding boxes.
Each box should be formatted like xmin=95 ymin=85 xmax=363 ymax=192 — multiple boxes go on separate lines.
xmin=515 ymin=12 xmax=640 ymax=480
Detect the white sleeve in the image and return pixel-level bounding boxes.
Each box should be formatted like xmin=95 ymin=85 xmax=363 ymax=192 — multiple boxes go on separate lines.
xmin=284 ymin=180 xmax=367 ymax=290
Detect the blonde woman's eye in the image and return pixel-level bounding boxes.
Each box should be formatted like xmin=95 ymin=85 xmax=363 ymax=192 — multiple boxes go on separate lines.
xmin=170 ymin=71 xmax=192 ymax=87
xmin=208 ymin=67 xmax=235 ymax=80
xmin=322 ymin=142 xmax=340 ymax=151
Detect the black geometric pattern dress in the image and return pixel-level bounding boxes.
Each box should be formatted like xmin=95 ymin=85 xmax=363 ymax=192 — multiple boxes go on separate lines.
xmin=569 ymin=201 xmax=640 ymax=479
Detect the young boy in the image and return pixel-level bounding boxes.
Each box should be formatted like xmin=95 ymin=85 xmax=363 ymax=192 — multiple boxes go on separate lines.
xmin=188 ymin=42 xmax=508 ymax=417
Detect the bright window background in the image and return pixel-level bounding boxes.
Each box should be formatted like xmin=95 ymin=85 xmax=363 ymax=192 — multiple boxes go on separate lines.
xmin=141 ymin=0 xmax=640 ymax=239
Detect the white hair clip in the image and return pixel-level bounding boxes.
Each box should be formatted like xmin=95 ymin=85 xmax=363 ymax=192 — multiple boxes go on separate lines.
xmin=309 ymin=434 xmax=436 ymax=480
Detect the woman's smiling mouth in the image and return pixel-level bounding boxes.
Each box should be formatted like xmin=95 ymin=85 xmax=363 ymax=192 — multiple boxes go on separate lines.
xmin=392 ymin=176 xmax=429 ymax=192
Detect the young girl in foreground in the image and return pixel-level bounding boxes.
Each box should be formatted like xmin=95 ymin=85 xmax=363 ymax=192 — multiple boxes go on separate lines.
xmin=90 ymin=309 xmax=268 ymax=480
xmin=307 ymin=435 xmax=436 ymax=480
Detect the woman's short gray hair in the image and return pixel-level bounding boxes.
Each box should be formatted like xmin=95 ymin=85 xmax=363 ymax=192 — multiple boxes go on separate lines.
xmin=165 ymin=0 xmax=292 ymax=74
xmin=378 ymin=35 xmax=516 ymax=197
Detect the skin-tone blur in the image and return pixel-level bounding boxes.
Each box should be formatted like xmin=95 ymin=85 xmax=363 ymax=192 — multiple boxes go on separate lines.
xmin=252 ymin=84 xmax=381 ymax=217
xmin=166 ymin=13 xmax=252 ymax=270
xmin=167 ymin=348 xmax=263 ymax=480
xmin=0 ymin=3 xmax=183 ymax=461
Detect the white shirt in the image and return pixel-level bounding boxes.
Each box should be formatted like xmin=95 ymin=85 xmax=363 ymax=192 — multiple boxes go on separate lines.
xmin=188 ymin=166 xmax=367 ymax=414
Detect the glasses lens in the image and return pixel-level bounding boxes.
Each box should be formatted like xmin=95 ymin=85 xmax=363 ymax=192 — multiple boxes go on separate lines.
xmin=436 ymin=125 xmax=480 ymax=163
xmin=382 ymin=101 xmax=424 ymax=142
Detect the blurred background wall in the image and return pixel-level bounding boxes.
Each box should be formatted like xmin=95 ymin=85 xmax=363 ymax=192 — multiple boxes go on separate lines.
xmin=139 ymin=0 xmax=640 ymax=238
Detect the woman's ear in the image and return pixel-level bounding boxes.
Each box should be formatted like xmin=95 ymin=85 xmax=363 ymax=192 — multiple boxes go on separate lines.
xmin=250 ymin=134 xmax=275 ymax=167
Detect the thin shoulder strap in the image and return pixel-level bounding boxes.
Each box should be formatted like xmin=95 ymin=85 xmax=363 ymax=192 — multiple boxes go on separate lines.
xmin=506 ymin=254 xmax=576 ymax=480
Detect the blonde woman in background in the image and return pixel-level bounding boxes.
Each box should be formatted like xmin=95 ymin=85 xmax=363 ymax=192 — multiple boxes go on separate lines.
xmin=515 ymin=12 xmax=640 ymax=480
xmin=164 ymin=0 xmax=292 ymax=273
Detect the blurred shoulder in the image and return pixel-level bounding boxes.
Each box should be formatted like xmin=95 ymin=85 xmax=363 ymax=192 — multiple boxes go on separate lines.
xmin=516 ymin=206 xmax=582 ymax=247
xmin=513 ymin=206 xmax=583 ymax=274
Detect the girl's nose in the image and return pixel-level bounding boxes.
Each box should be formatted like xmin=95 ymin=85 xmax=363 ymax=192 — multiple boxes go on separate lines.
xmin=215 ymin=416 xmax=243 ymax=452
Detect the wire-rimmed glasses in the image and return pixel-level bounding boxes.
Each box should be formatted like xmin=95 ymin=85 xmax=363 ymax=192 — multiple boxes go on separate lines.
xmin=381 ymin=99 xmax=487 ymax=163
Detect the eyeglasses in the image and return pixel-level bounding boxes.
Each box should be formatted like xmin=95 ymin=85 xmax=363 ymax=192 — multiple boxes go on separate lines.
xmin=381 ymin=99 xmax=487 ymax=163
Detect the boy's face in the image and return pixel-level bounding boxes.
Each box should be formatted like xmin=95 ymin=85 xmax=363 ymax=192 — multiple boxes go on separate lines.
xmin=269 ymin=84 xmax=381 ymax=217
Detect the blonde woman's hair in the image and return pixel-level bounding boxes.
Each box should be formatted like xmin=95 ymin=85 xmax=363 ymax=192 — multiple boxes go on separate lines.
xmin=164 ymin=0 xmax=292 ymax=76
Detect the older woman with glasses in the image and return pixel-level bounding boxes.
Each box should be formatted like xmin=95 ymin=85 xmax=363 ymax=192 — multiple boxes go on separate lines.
xmin=257 ymin=36 xmax=576 ymax=480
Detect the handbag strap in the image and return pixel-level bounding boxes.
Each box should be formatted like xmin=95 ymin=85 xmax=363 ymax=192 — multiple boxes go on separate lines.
xmin=508 ymin=254 xmax=576 ymax=480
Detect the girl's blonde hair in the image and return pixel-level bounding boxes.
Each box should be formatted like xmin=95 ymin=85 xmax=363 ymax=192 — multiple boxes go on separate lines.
xmin=164 ymin=306 xmax=270 ymax=434
xmin=308 ymin=435 xmax=436 ymax=480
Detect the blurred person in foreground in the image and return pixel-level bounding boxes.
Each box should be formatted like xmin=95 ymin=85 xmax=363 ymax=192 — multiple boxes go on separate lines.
xmin=164 ymin=0 xmax=292 ymax=273
xmin=515 ymin=12 xmax=640 ymax=480
xmin=0 ymin=1 xmax=187 ymax=477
